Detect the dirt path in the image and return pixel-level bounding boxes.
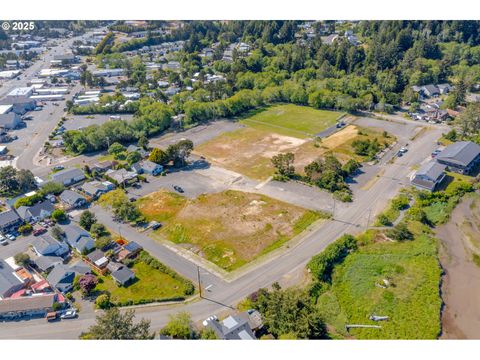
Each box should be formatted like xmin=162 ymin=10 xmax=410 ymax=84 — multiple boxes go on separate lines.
xmin=437 ymin=196 xmax=480 ymax=339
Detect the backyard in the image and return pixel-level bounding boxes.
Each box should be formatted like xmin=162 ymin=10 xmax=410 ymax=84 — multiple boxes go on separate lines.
xmin=95 ymin=260 xmax=192 ymax=306
xmin=137 ymin=190 xmax=324 ymax=271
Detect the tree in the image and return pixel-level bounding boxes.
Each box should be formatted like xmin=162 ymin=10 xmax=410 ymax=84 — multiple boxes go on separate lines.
xmin=51 ymin=209 xmax=67 ymax=222
xmin=112 ymin=200 xmax=141 ymax=222
xmin=14 ymin=253 xmax=30 ymax=267
xmin=160 ymin=312 xmax=193 ymax=339
xmin=126 ymin=151 xmax=142 ymax=165
xmin=18 ymin=223 xmax=33 ymax=235
xmin=108 ymin=142 xmax=126 ymax=157
xmin=17 ymin=169 xmax=36 ymax=193
xmin=51 ymin=225 xmax=65 ymax=240
xmin=0 ymin=166 xmax=19 ymax=195
xmin=95 ymin=293 xmax=111 ymax=309
xmin=38 ymin=181 xmax=65 ymax=196
xmin=271 ymin=152 xmax=295 ymax=177
xmin=200 ymin=327 xmax=218 ymax=339
xmin=90 ymin=223 xmax=108 ymax=239
xmin=95 ymin=236 xmax=112 ymax=251
xmin=137 ymin=135 xmax=149 ymax=150
xmin=148 ymin=148 xmax=169 ymax=165
xmin=80 ymin=308 xmax=154 ymax=339
xmin=251 ymin=285 xmax=327 ymax=339
xmin=80 ymin=210 xmax=97 ymax=231
xmin=386 ymin=222 xmax=413 ymax=241
xmin=79 ymin=274 xmax=98 ymax=296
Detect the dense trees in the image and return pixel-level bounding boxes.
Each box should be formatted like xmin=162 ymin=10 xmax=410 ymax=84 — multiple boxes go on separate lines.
xmin=160 ymin=312 xmax=193 ymax=339
xmin=250 ymin=284 xmax=327 ymax=339
xmin=80 ymin=210 xmax=97 ymax=231
xmin=0 ymin=166 xmax=36 ymax=196
xmin=271 ymin=152 xmax=295 ymax=179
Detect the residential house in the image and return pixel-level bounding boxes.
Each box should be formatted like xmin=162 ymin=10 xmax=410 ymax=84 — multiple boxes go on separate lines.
xmin=411 ymin=160 xmax=447 ymax=191
xmin=0 ymin=113 xmax=22 ymax=130
xmin=437 ymin=84 xmax=452 ymax=95
xmin=69 ymin=260 xmax=91 ymax=275
xmin=59 ymin=190 xmax=87 ymax=209
xmin=206 ymin=314 xmax=256 ymax=340
xmin=0 ymin=259 xmax=25 ymax=299
xmin=16 ymin=200 xmax=55 ymax=222
xmin=0 ymin=293 xmax=57 ymax=319
xmin=46 ymin=264 xmax=75 ymax=292
xmin=126 ymin=145 xmax=149 ymax=158
xmin=107 ymin=261 xmax=124 ymax=273
xmin=0 ymin=209 xmax=22 ymax=233
xmin=61 ymin=224 xmax=95 ymax=254
xmin=436 ymin=141 xmax=480 ymax=175
xmin=81 ymin=180 xmax=115 ymax=198
xmin=111 ymin=266 xmax=135 ymax=286
xmin=117 ymin=241 xmax=143 ymax=262
xmin=105 ymin=168 xmax=138 ymax=186
xmin=51 ymin=168 xmax=85 ymax=186
xmin=32 ymin=234 xmax=70 ymax=258
xmin=86 ymin=249 xmax=109 ymax=269
xmin=92 ymin=160 xmax=116 ymax=173
xmin=33 ymin=255 xmax=63 ymax=273
xmin=132 ymin=160 xmax=163 ymax=176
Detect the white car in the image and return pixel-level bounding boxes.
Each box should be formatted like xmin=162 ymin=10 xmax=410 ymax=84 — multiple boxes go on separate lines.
xmin=0 ymin=237 xmax=7 ymax=246
xmin=60 ymin=309 xmax=77 ymax=319
xmin=202 ymin=315 xmax=218 ymax=327
xmin=399 ymin=147 xmax=408 ymax=153
xmin=6 ymin=234 xmax=15 ymax=241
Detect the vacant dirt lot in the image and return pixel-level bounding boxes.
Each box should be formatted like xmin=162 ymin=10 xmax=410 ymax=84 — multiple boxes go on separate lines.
xmin=437 ymin=195 xmax=480 ymax=339
xmin=196 ymin=124 xmax=395 ymax=180
xmin=138 ymin=190 xmax=322 ymax=271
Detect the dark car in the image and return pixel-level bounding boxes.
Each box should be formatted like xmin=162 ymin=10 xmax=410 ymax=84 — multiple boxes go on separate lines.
xmin=33 ymin=227 xmax=47 ymax=236
xmin=173 ymin=185 xmax=184 ymax=193
xmin=132 ymin=183 xmax=141 ymax=189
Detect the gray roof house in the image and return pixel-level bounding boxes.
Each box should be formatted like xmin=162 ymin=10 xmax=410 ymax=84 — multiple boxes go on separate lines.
xmin=51 ymin=168 xmax=85 ymax=186
xmin=0 ymin=259 xmax=25 ymax=299
xmin=0 ymin=96 xmax=36 ymax=115
xmin=16 ymin=200 xmax=55 ymax=222
xmin=46 ymin=264 xmax=75 ymax=293
xmin=105 ymin=168 xmax=137 ymax=185
xmin=69 ymin=260 xmax=91 ymax=275
xmin=61 ymin=224 xmax=94 ymax=253
xmin=0 ymin=293 xmax=56 ymax=317
xmin=422 ymin=85 xmax=440 ymax=97
xmin=33 ymin=255 xmax=63 ymax=272
xmin=59 ymin=190 xmax=87 ymax=209
xmin=436 ymin=141 xmax=480 ymax=175
xmin=81 ymin=180 xmax=115 ymax=198
xmin=0 ymin=209 xmax=22 ymax=233
xmin=206 ymin=314 xmax=256 ymax=340
xmin=126 ymin=145 xmax=148 ymax=158
xmin=132 ymin=160 xmax=163 ymax=176
xmin=0 ymin=112 xmax=22 ymax=130
xmin=111 ymin=266 xmax=135 ymax=286
xmin=32 ymin=234 xmax=70 ymax=258
xmin=87 ymin=249 xmax=109 ymax=269
xmin=411 ymin=160 xmax=447 ymax=191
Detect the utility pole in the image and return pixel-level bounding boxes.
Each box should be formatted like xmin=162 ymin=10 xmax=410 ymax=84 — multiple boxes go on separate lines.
xmin=197 ymin=266 xmax=202 ymax=298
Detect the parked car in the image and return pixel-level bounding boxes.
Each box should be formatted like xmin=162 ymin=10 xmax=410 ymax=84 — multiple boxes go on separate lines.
xmin=151 ymin=221 xmax=162 ymax=230
xmin=0 ymin=237 xmax=7 ymax=246
xmin=46 ymin=312 xmax=57 ymax=322
xmin=399 ymin=147 xmax=408 ymax=153
xmin=60 ymin=309 xmax=77 ymax=319
xmin=202 ymin=315 xmax=218 ymax=327
xmin=53 ymin=165 xmax=64 ymax=171
xmin=34 ymin=107 xmax=43 ymax=111
xmin=33 ymin=228 xmax=47 ymax=236
xmin=5 ymin=233 xmax=15 ymax=241
xmin=173 ymin=185 xmax=184 ymax=193
xmin=132 ymin=183 xmax=141 ymax=189
xmin=431 ymin=149 xmax=442 ymax=158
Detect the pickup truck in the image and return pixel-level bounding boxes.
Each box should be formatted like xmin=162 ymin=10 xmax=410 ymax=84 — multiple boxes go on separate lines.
xmin=46 ymin=311 xmax=57 ymax=322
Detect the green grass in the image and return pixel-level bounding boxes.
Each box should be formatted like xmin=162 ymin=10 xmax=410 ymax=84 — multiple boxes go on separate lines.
xmin=316 ymin=229 xmax=442 ymax=339
xmin=240 ymin=104 xmax=342 ymax=138
xmin=95 ymin=262 xmax=191 ymax=306
xmin=374 ymin=193 xmax=410 ymax=226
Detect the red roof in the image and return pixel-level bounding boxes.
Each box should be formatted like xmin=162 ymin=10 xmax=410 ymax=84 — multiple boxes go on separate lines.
xmin=10 ymin=289 xmax=27 ymax=298
xmin=31 ymin=279 xmax=51 ymax=292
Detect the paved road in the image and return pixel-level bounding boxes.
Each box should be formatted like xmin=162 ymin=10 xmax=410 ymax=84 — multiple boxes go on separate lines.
xmin=0 ymin=122 xmax=446 ymax=338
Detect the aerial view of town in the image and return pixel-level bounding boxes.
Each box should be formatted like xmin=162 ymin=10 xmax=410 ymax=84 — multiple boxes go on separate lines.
xmin=0 ymin=17 xmax=480 ymax=345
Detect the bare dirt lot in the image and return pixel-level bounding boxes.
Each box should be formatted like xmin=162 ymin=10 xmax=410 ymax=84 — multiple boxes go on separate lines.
xmin=437 ymin=194 xmax=480 ymax=339
xmin=195 ymin=124 xmax=394 ymax=180
xmin=137 ymin=189 xmax=323 ymax=271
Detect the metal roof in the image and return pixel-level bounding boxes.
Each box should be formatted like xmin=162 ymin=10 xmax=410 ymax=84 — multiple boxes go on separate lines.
xmin=437 ymin=141 xmax=480 ymax=167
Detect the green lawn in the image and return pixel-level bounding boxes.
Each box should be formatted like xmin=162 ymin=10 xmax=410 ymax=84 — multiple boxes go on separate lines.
xmin=240 ymin=104 xmax=342 ymax=138
xmin=315 ymin=227 xmax=442 ymax=339
xmin=95 ymin=261 xmax=191 ymax=306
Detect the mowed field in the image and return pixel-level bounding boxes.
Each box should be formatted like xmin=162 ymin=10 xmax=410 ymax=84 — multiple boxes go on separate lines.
xmin=196 ymin=122 xmax=395 ymax=180
xmin=240 ymin=104 xmax=342 ymax=138
xmin=137 ymin=190 xmax=323 ymax=271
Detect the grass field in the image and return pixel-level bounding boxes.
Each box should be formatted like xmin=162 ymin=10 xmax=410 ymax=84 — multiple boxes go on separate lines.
xmin=316 ymin=226 xmax=442 ymax=339
xmin=196 ymin=123 xmax=395 ymax=180
xmin=138 ymin=190 xmax=324 ymax=271
xmin=240 ymin=104 xmax=342 ymax=138
xmin=95 ymin=261 xmax=190 ymax=305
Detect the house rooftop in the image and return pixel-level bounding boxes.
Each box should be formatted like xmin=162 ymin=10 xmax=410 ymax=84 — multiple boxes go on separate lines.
xmin=0 ymin=293 xmax=56 ymax=313
xmin=437 ymin=141 xmax=480 ymax=167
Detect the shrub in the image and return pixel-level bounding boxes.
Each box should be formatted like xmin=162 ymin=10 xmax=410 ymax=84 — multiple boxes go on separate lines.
xmin=95 ymin=294 xmax=111 ymax=309
xmin=18 ymin=223 xmax=33 ymax=235
xmin=51 ymin=209 xmax=67 ymax=222
xmin=307 ymin=234 xmax=357 ymax=282
xmin=385 ymin=222 xmax=413 ymax=241
xmin=377 ymin=213 xmax=392 ymax=226
xmin=333 ymin=190 xmax=353 ymax=202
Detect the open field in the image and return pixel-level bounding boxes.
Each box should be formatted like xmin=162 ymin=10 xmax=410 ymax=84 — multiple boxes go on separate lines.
xmin=138 ymin=190 xmax=323 ymax=271
xmin=95 ymin=261 xmax=191 ymax=306
xmin=316 ymin=226 xmax=442 ymax=339
xmin=240 ymin=104 xmax=342 ymax=138
xmin=195 ymin=123 xmax=395 ymax=180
